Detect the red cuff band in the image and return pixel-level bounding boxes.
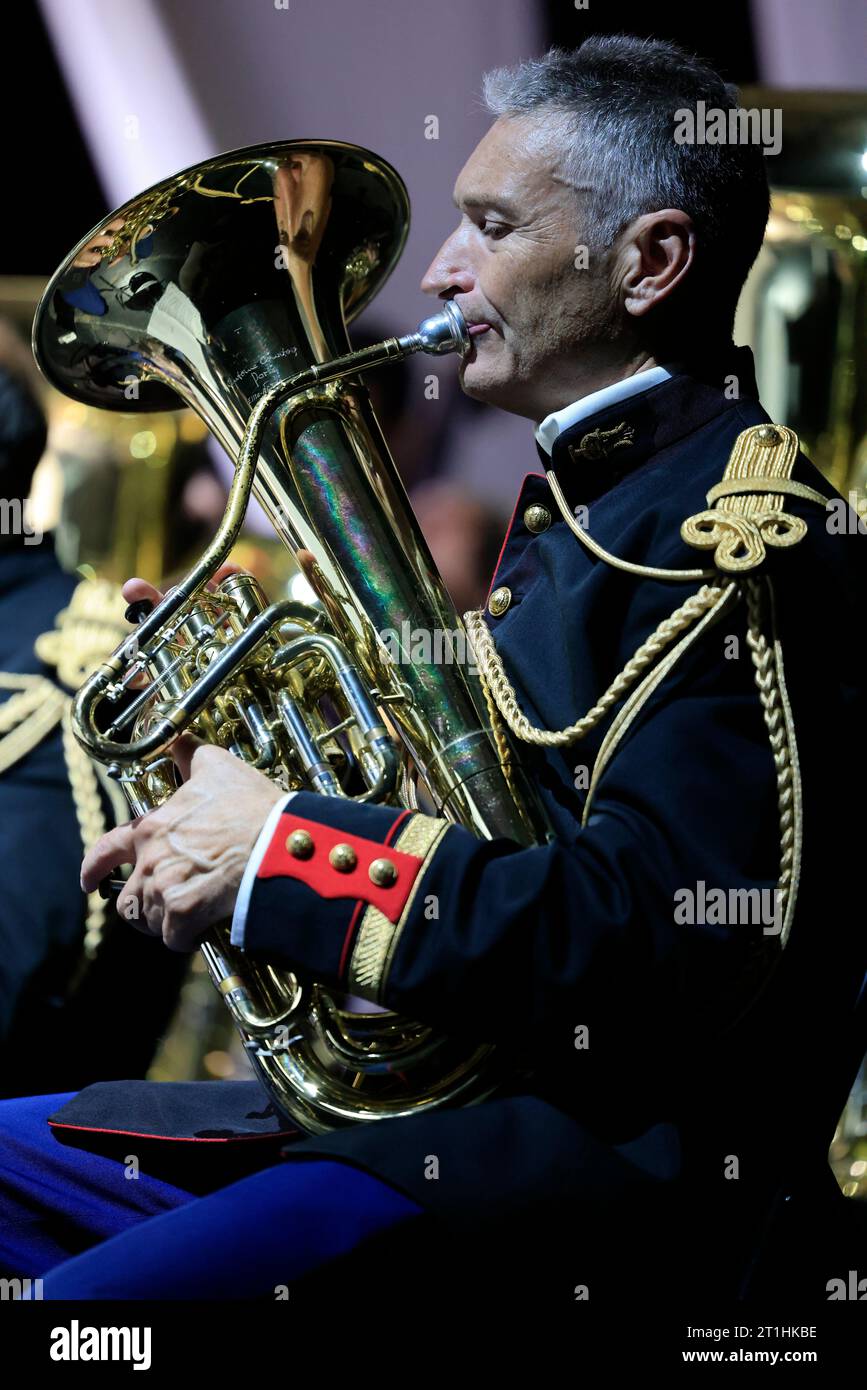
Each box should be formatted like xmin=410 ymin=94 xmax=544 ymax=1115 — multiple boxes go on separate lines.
xmin=257 ymin=813 xmax=425 ymax=924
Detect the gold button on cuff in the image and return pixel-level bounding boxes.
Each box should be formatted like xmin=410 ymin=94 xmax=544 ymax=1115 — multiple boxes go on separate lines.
xmin=369 ymin=857 xmax=398 ymax=888
xmin=523 ymin=503 xmax=551 ymax=534
xmin=488 ymin=586 xmax=512 ymax=617
xmin=287 ymin=829 xmax=314 ymax=859
xmin=329 ymin=843 xmax=358 ymax=873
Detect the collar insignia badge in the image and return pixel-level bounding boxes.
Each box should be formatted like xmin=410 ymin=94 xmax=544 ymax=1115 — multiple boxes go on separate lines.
xmin=568 ymin=420 xmax=635 ymax=462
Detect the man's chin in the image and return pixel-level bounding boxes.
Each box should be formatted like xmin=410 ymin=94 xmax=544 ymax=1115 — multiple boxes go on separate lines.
xmin=458 ymin=358 xmax=507 ymax=403
xmin=458 ymin=361 xmax=522 ymax=411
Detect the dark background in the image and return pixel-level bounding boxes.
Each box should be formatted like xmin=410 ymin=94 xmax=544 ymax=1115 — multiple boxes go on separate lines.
xmin=7 ymin=1 xmax=759 ymax=275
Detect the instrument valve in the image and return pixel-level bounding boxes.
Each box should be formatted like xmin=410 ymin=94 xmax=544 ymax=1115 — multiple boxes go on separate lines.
xmin=124 ymin=598 xmax=154 ymax=625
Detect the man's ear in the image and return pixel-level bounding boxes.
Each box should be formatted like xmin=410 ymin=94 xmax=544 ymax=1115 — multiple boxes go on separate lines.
xmin=618 ymin=210 xmax=695 ymax=319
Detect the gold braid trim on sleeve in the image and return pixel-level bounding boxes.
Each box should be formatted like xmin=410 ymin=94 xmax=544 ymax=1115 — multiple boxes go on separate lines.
xmin=347 ymin=813 xmax=451 ymax=1003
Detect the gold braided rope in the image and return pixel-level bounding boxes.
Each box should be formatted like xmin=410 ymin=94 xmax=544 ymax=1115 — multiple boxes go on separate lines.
xmin=475 ymin=654 xmax=515 ymax=776
xmin=0 ymin=678 xmax=110 ymax=971
xmin=0 ymin=674 xmax=67 ymax=772
xmin=474 ymin=656 xmax=541 ymax=842
xmin=466 ymin=573 xmax=800 ymax=961
xmin=743 ymin=575 xmax=802 ymax=948
xmin=547 ymin=468 xmax=717 ymax=582
xmin=579 ymin=581 xmax=739 ymax=824
xmin=61 ymin=703 xmax=111 ymax=963
xmin=0 ymin=580 xmax=128 ymax=978
xmin=464 ymin=582 xmax=727 ymax=749
xmin=463 ymin=419 xmax=811 ymax=968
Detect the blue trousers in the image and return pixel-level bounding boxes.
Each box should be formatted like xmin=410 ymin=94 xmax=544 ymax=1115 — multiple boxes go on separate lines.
xmin=0 ymin=1093 xmax=424 ymax=1298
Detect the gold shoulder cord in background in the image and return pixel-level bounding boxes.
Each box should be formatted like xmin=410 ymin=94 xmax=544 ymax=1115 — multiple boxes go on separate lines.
xmin=466 ymin=423 xmax=825 ymax=954
xmin=0 ymin=579 xmax=129 ymax=965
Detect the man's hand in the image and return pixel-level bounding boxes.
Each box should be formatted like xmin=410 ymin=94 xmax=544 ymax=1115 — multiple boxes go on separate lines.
xmin=80 ymin=738 xmax=285 ymax=953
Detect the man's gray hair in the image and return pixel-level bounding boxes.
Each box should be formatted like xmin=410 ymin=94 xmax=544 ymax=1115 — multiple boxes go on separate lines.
xmin=482 ymin=36 xmax=770 ymax=327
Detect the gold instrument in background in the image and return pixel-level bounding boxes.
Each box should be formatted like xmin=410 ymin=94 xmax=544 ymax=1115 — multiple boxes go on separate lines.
xmin=736 ymin=89 xmax=867 ymax=499
xmin=735 ymin=90 xmax=867 ymax=1203
xmin=33 ymin=141 xmax=551 ymax=1134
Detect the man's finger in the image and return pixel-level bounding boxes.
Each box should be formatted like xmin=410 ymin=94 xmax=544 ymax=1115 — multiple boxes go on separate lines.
xmin=210 ymin=563 xmax=245 ymax=590
xmin=122 ymin=567 xmax=245 ymax=618
xmin=122 ymin=577 xmax=165 ymax=608
xmin=161 ymin=882 xmax=209 ymax=954
xmin=170 ymin=732 xmax=205 ymax=782
xmin=162 ymin=911 xmax=204 ymax=954
xmin=115 ymin=868 xmax=154 ymax=937
xmin=81 ymin=822 xmax=139 ymax=893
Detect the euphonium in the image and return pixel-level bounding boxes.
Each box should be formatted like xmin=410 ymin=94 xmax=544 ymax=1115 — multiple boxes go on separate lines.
xmin=33 ymin=140 xmax=551 ymax=1134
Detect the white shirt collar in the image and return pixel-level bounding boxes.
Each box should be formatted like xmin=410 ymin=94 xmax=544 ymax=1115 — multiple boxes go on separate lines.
xmin=534 ymin=367 xmax=672 ymax=457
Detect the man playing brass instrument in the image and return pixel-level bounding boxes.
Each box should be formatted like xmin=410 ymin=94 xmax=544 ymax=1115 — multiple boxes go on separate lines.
xmin=1 ymin=36 xmax=864 ymax=1305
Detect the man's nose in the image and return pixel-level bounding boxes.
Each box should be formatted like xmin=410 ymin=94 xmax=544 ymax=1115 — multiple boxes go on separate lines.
xmin=420 ymin=230 xmax=475 ymax=299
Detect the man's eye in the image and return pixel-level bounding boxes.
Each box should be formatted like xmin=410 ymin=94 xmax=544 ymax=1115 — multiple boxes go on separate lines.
xmin=480 ymin=220 xmax=509 ymax=241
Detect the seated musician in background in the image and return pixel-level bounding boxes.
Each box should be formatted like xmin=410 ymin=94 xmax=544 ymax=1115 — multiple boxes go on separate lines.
xmin=0 ymin=330 xmax=186 ymax=1097
xmin=0 ymin=37 xmax=863 ymax=1303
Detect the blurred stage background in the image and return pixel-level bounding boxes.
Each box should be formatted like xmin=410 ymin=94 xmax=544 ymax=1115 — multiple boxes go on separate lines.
xmin=0 ymin=0 xmax=864 ymax=1200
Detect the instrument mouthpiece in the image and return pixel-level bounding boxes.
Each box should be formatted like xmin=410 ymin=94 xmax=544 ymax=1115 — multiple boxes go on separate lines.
xmin=408 ymin=301 xmax=471 ymax=358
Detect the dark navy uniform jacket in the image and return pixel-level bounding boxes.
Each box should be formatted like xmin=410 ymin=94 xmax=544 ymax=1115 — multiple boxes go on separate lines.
xmin=49 ymin=347 xmax=866 ymax=1285
xmin=0 ymin=536 xmax=82 ymax=1039
xmin=0 ymin=536 xmax=188 ymax=1094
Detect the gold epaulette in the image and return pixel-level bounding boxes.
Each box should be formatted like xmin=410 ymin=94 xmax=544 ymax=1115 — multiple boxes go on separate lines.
xmin=681 ymin=423 xmax=828 ymax=572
